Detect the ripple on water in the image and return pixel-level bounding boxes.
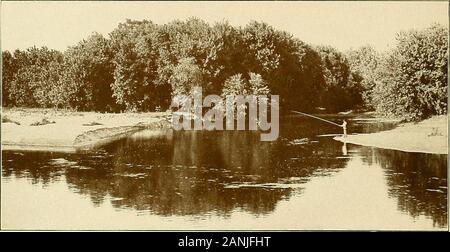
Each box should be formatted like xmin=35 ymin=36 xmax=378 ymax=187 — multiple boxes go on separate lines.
xmin=224 ymin=181 xmax=304 ymax=189
xmin=114 ymin=172 xmax=147 ymax=178
xmin=49 ymin=158 xmax=77 ymax=166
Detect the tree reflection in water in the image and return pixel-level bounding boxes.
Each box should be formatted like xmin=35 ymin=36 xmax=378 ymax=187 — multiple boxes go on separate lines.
xmin=2 ymin=128 xmax=349 ymax=217
xmin=1 ymin=118 xmax=447 ymax=227
xmin=359 ymin=147 xmax=447 ymax=227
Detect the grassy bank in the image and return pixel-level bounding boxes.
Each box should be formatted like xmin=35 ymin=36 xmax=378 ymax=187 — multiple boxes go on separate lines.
xmin=1 ymin=108 xmax=170 ymax=152
xmin=334 ymin=115 xmax=448 ymax=154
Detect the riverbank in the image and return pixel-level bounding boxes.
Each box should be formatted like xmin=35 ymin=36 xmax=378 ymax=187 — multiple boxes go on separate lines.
xmin=334 ymin=115 xmax=448 ymax=154
xmin=1 ymin=108 xmax=170 ymax=152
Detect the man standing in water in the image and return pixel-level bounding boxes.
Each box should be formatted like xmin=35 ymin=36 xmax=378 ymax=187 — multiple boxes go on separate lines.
xmin=342 ymin=120 xmax=347 ymax=137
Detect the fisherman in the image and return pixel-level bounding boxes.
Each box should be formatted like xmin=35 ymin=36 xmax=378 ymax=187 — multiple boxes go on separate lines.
xmin=290 ymin=110 xmax=348 ymax=137
xmin=341 ymin=120 xmax=347 ymax=137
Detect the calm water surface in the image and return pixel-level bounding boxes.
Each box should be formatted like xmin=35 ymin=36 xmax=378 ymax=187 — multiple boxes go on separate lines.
xmin=1 ymin=117 xmax=447 ymax=230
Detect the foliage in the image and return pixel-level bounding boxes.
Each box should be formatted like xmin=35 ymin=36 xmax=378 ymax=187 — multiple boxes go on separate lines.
xmin=5 ymin=47 xmax=63 ymax=108
xmin=2 ymin=19 xmax=447 ymax=121
xmin=109 ymin=20 xmax=163 ymax=111
xmin=61 ymin=32 xmax=116 ymax=111
xmin=373 ymin=24 xmax=448 ymax=120
xmin=2 ymin=51 xmax=15 ymax=106
xmin=169 ymin=57 xmax=204 ymax=96
xmin=222 ymin=73 xmax=248 ymax=96
xmin=316 ymin=46 xmax=363 ymax=112
xmin=240 ymin=21 xmax=326 ymax=111
xmin=248 ymin=72 xmax=270 ymax=95
xmin=346 ymin=45 xmax=380 ymax=108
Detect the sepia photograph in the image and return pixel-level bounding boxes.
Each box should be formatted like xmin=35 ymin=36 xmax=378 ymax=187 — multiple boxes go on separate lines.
xmin=0 ymin=0 xmax=448 ymax=232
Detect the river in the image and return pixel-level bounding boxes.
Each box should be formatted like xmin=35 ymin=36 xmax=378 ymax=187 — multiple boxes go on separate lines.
xmin=1 ymin=116 xmax=447 ymax=230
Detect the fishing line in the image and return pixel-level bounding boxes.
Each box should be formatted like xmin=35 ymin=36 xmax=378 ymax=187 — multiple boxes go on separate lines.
xmin=290 ymin=110 xmax=343 ymax=127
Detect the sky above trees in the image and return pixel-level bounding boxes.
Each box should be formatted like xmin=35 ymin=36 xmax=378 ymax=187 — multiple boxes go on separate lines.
xmin=1 ymin=1 xmax=448 ymax=52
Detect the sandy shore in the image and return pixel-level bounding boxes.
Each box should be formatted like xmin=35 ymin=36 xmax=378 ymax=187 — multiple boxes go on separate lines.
xmin=1 ymin=108 xmax=170 ymax=152
xmin=334 ymin=115 xmax=448 ymax=154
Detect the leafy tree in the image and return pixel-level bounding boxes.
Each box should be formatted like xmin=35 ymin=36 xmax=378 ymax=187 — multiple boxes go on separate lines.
xmin=346 ymin=45 xmax=380 ymax=108
xmin=8 ymin=17 xmax=444 ymax=119
xmin=7 ymin=47 xmax=63 ymax=108
xmin=316 ymin=46 xmax=363 ymax=112
xmin=222 ymin=73 xmax=248 ymax=96
xmin=61 ymin=33 xmax=116 ymax=111
xmin=2 ymin=51 xmax=15 ymax=106
xmin=109 ymin=19 xmax=162 ymax=111
xmin=169 ymin=57 xmax=204 ymax=96
xmin=373 ymin=24 xmax=448 ymax=120
xmin=248 ymin=72 xmax=270 ymax=95
xmin=240 ymin=21 xmax=326 ymax=112
xmin=204 ymin=21 xmax=246 ymax=95
xmin=221 ymin=73 xmax=249 ymax=120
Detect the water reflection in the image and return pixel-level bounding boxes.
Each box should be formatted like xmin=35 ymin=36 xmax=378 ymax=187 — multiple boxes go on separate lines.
xmin=359 ymin=147 xmax=447 ymax=227
xmin=1 ymin=117 xmax=447 ymax=229
xmin=2 ymin=128 xmax=349 ymax=217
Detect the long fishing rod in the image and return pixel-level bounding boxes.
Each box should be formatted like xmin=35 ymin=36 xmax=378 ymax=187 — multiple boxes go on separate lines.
xmin=290 ymin=110 xmax=343 ymax=127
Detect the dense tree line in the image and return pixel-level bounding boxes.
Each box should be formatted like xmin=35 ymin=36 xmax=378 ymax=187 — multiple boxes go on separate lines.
xmin=2 ymin=19 xmax=448 ymax=120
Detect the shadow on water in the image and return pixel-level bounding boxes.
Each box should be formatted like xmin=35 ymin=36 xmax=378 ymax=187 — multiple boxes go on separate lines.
xmin=359 ymin=147 xmax=448 ymax=227
xmin=1 ymin=116 xmax=447 ymax=227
